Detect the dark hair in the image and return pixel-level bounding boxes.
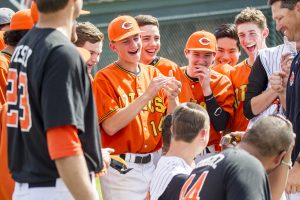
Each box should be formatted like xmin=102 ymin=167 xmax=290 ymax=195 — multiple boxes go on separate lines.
xmin=214 ymin=23 xmax=240 ymax=51
xmin=134 ymin=15 xmax=159 ymax=27
xmin=3 ymin=30 xmax=29 ymax=46
xmin=172 ymin=102 xmax=210 ymax=143
xmin=268 ymin=0 xmax=300 ymax=9
xmin=75 ymin=22 xmax=104 ymax=47
xmin=35 ymin=0 xmax=68 ymax=13
xmin=243 ymin=115 xmax=294 ymax=157
xmin=162 ymin=114 xmax=172 ymax=155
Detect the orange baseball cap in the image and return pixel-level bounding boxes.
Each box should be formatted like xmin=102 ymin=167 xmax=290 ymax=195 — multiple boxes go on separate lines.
xmin=108 ymin=15 xmax=141 ymax=42
xmin=10 ymin=9 xmax=34 ymax=31
xmin=185 ymin=30 xmax=216 ymax=52
xmin=30 ymin=1 xmax=39 ymax=23
xmin=77 ymin=47 xmax=91 ymax=63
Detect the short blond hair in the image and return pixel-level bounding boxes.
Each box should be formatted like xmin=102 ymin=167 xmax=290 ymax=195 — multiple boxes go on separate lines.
xmin=234 ymin=7 xmax=267 ymax=30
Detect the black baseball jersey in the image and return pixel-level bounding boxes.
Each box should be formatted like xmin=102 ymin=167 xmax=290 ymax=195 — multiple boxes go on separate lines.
xmin=179 ymin=148 xmax=271 ymax=200
xmin=286 ymin=52 xmax=300 ymax=163
xmin=7 ymin=27 xmax=103 ymax=184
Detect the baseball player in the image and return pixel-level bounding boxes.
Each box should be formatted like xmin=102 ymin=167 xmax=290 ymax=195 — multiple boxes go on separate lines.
xmin=179 ymin=115 xmax=294 ymax=200
xmin=92 ymin=15 xmax=181 ymax=200
xmin=134 ymin=14 xmax=182 ymax=80
xmin=268 ymin=1 xmax=300 ymax=199
xmin=0 ymin=9 xmax=34 ymax=200
xmin=179 ymin=30 xmax=234 ymax=156
xmin=230 ymin=7 xmax=270 ymax=131
xmin=150 ymin=102 xmax=210 ymax=200
xmin=75 ymin=22 xmax=104 ymax=81
xmin=210 ymin=23 xmax=240 ymax=79
xmin=7 ymin=1 xmax=103 ymax=199
xmin=0 ymin=8 xmax=15 ymax=32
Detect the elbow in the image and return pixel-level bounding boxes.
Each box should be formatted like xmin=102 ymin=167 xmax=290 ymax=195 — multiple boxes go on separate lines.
xmin=101 ymin=121 xmax=118 ymax=136
xmin=243 ymin=101 xmax=255 ymax=119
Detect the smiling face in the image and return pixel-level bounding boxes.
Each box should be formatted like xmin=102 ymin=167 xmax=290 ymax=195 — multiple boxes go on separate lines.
xmin=237 ymin=22 xmax=268 ymax=59
xmin=271 ymin=1 xmax=300 ymax=43
xmin=110 ymin=33 xmax=141 ymax=67
xmin=185 ymin=50 xmax=215 ymax=78
xmin=215 ymin=37 xmax=240 ymax=66
xmin=139 ymin=24 xmax=161 ymax=64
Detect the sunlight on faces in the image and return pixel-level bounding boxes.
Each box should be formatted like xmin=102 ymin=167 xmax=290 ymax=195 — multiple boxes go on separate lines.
xmin=215 ymin=37 xmax=240 ymax=66
xmin=185 ymin=50 xmax=215 ymax=78
xmin=110 ymin=34 xmax=142 ymax=66
xmin=82 ymin=41 xmax=103 ymax=73
xmin=140 ymin=25 xmax=161 ymax=64
xmin=237 ymin=22 xmax=268 ymax=58
xmin=271 ymin=1 xmax=300 ymax=43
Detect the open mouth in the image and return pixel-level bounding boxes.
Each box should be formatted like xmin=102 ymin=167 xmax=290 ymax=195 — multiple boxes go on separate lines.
xmin=128 ymin=49 xmax=139 ymax=55
xmin=246 ymin=44 xmax=256 ymax=53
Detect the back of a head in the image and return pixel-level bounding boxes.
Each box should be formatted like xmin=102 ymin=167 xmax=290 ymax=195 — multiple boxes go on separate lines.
xmin=75 ymin=22 xmax=104 ymax=47
xmin=134 ymin=15 xmax=159 ymax=27
xmin=234 ymin=7 xmax=267 ymax=30
xmin=35 ymin=0 xmax=68 ymax=13
xmin=268 ymin=0 xmax=300 ymax=9
xmin=172 ymin=102 xmax=210 ymax=143
xmin=243 ymin=115 xmax=294 ymax=157
xmin=214 ymin=23 xmax=240 ymax=50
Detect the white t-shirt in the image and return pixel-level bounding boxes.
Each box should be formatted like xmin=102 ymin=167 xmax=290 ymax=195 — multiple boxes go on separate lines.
xmin=149 ymin=156 xmax=192 ymax=200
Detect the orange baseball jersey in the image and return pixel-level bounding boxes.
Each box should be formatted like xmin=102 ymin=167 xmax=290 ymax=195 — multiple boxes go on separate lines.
xmin=0 ymin=104 xmax=14 ymax=200
xmin=179 ymin=67 xmax=234 ymax=148
xmin=230 ymin=59 xmax=251 ymax=131
xmin=151 ymin=57 xmax=183 ymax=80
xmin=0 ymin=32 xmax=5 ymax=51
xmin=210 ymin=63 xmax=234 ymax=81
xmin=0 ymin=55 xmax=9 ymax=106
xmin=93 ymin=63 xmax=167 ymax=155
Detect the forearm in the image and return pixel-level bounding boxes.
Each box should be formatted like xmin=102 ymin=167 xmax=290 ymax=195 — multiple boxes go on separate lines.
xmin=102 ymin=93 xmax=151 ymax=135
xmin=268 ymin=164 xmax=290 ymax=200
xmin=205 ymin=94 xmax=229 ymax=131
xmin=250 ymin=88 xmax=278 ymax=116
xmin=167 ymin=97 xmax=179 ymax=114
xmin=55 ymin=155 xmax=96 ymax=200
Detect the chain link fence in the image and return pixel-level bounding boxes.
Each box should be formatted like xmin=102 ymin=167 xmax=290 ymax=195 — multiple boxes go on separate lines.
xmin=92 ymin=6 xmax=283 ymax=74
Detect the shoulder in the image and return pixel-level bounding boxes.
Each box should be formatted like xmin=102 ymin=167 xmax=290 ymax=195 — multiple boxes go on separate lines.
xmin=94 ymin=63 xmax=117 ymax=81
xmin=210 ymin=70 xmax=231 ymax=86
xmin=157 ymin=57 xmax=178 ymax=68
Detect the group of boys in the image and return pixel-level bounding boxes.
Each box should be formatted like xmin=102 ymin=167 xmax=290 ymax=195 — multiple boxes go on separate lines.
xmin=0 ymin=0 xmax=300 ymax=200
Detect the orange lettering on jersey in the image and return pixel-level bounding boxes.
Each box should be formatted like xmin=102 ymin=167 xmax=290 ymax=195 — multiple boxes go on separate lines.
xmin=234 ymin=84 xmax=247 ymax=108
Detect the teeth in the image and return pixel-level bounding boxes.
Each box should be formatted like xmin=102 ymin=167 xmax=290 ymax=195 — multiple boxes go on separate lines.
xmin=146 ymin=50 xmax=156 ymax=53
xmin=246 ymin=44 xmax=256 ymax=48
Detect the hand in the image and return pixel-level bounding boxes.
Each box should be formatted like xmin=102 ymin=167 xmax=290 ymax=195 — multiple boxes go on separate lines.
xmin=194 ymin=66 xmax=211 ymax=96
xmin=270 ymin=71 xmax=287 ymax=94
xmin=163 ymin=70 xmax=182 ymax=100
xmin=286 ymin=162 xmax=300 ymax=194
xmin=98 ymin=148 xmax=114 ymax=177
xmin=221 ymin=131 xmax=245 ymax=150
xmin=281 ymin=52 xmax=294 ymax=83
xmin=144 ymin=75 xmax=174 ymax=100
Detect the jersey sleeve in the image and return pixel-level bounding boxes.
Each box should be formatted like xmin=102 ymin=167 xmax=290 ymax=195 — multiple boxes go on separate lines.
xmin=41 ymin=45 xmax=87 ymax=132
xmin=158 ymin=174 xmax=189 ymax=200
xmin=92 ymin=74 xmax=120 ymax=123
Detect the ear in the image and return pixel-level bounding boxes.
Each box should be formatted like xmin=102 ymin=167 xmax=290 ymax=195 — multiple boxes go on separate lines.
xmin=296 ymin=2 xmax=300 ymax=14
xmin=274 ymin=151 xmax=286 ymax=166
xmin=184 ymin=49 xmax=189 ymax=58
xmin=262 ymin=28 xmax=269 ymax=39
xmin=109 ymin=42 xmax=117 ymax=53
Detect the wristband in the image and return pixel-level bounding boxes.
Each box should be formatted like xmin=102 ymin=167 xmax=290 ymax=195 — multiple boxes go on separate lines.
xmin=281 ymin=159 xmax=292 ymax=169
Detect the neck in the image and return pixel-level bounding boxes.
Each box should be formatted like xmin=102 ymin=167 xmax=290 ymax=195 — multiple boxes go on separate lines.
xmin=140 ymin=57 xmax=152 ymax=65
xmin=166 ymin=140 xmax=199 ymax=166
xmin=237 ymin=142 xmax=269 ymax=170
xmin=36 ymin=8 xmax=73 ymax=40
xmin=296 ymin=41 xmax=300 ymax=51
xmin=2 ymin=46 xmax=15 ymax=55
xmin=116 ymin=59 xmax=139 ymax=73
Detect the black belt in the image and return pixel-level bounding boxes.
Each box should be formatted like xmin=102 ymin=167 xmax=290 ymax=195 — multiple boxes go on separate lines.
xmin=120 ymin=154 xmax=151 ymax=164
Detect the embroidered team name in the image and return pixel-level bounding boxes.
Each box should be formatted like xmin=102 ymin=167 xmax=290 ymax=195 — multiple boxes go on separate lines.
xmin=196 ymin=153 xmax=225 ymax=169
xmin=234 ymin=84 xmax=247 ymax=108
xmin=11 ymin=45 xmax=32 ymax=68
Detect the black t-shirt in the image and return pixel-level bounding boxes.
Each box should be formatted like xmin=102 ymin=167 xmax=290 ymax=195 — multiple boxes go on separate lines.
xmin=180 ymin=148 xmax=271 ymax=200
xmin=7 ymin=27 xmax=103 ymax=183
xmin=286 ymin=52 xmax=300 ymax=162
xmin=158 ymin=174 xmax=189 ymax=200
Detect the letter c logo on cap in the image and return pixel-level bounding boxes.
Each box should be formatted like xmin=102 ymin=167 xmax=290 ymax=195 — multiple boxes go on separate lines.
xmin=199 ymin=37 xmax=210 ymax=46
xmin=121 ymin=21 xmax=133 ymax=30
